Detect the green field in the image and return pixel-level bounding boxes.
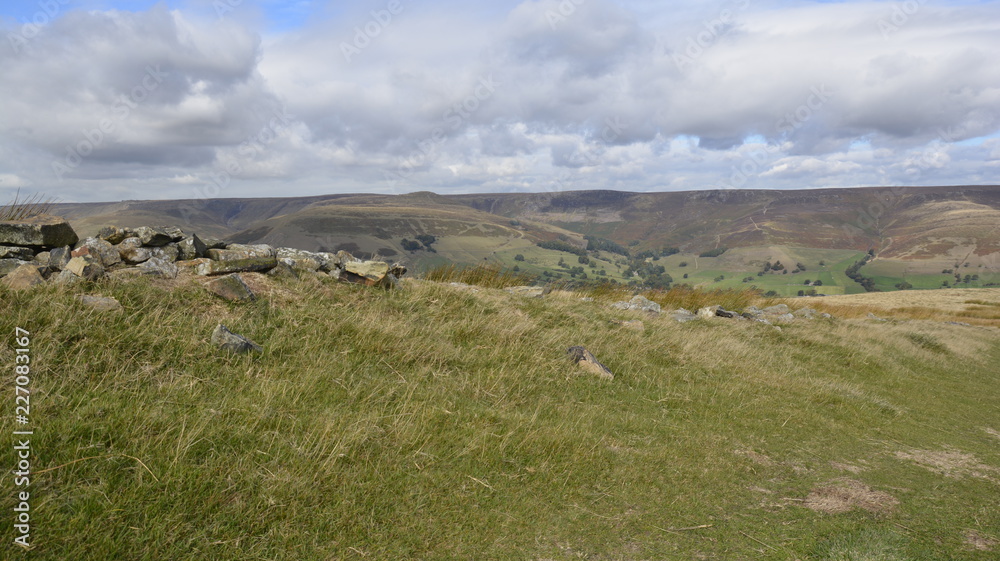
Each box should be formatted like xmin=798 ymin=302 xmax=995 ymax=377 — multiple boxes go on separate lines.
xmin=2 ymin=272 xmax=998 ymax=559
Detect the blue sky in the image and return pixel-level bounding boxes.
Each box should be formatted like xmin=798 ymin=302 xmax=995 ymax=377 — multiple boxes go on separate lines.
xmin=0 ymin=0 xmax=998 ymax=202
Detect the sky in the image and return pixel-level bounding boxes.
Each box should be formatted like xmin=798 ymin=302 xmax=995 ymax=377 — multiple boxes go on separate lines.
xmin=0 ymin=0 xmax=998 ymax=203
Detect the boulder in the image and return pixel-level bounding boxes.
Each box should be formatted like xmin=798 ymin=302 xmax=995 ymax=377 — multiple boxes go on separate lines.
xmin=567 ymin=346 xmax=614 ymax=380
xmin=698 ymin=305 xmax=721 ymax=319
xmin=73 ymin=237 xmax=121 ymax=268
xmin=138 ymin=257 xmax=179 ymax=279
xmin=177 ymin=235 xmax=207 ymax=260
xmin=211 ymin=324 xmax=262 ymax=353
xmin=52 ymin=269 xmax=81 ymax=286
xmin=198 ymin=245 xmax=278 ymax=275
xmin=175 ymin=258 xmax=212 ymax=274
xmin=867 ymin=312 xmax=888 ymax=322
xmin=340 ymin=259 xmax=405 ymax=288
xmin=134 ymin=226 xmax=173 ymax=247
xmin=65 ymin=255 xmax=105 ymax=280
xmin=150 ymin=244 xmax=180 ymax=263
xmin=506 ymin=286 xmax=545 ymax=298
xmin=611 ymin=295 xmax=661 ymax=313
xmin=97 ymin=226 xmax=134 ymax=245
xmin=76 ymin=294 xmax=123 ymax=312
xmin=670 ymin=308 xmax=699 ymax=323
xmin=161 ymin=226 xmax=186 ymax=241
xmin=48 ymin=246 xmax=73 ymax=270
xmin=1 ymin=264 xmax=46 ymax=290
xmin=266 ymin=261 xmax=298 ymax=280
xmin=0 ymin=258 xmax=28 ymax=277
xmin=117 ymin=237 xmax=151 ymax=264
xmin=762 ymin=304 xmax=790 ymax=315
xmin=205 ymin=274 xmax=255 ymax=302
xmin=33 ymin=251 xmax=50 ymax=267
xmin=715 ymin=307 xmax=740 ymax=319
xmin=0 ymin=214 xmax=78 ymax=248
xmin=202 ymin=237 xmax=227 ymax=250
xmin=0 ymin=246 xmax=34 ymax=260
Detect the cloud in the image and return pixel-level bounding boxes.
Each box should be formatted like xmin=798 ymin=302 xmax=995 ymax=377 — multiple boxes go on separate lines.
xmin=0 ymin=0 xmax=998 ymax=202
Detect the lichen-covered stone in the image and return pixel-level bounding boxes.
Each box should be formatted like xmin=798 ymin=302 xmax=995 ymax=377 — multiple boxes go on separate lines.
xmin=177 ymin=235 xmax=207 ymax=260
xmin=567 ymin=346 xmax=614 ymax=380
xmin=206 ymin=273 xmax=255 ymax=302
xmin=97 ymin=226 xmax=134 ymax=245
xmin=66 ymin=255 xmax=105 ymax=280
xmin=1 ymin=264 xmax=46 ymax=290
xmin=0 ymin=246 xmax=34 ymax=260
xmin=117 ymin=237 xmax=151 ymax=264
xmin=73 ymin=237 xmax=122 ymax=268
xmin=76 ymin=294 xmax=123 ymax=312
xmin=138 ymin=257 xmax=178 ymax=279
xmin=150 ymin=244 xmax=180 ymax=263
xmin=211 ymin=324 xmax=262 ymax=353
xmin=134 ymin=226 xmax=174 ymax=247
xmin=0 ymin=214 xmax=78 ymax=248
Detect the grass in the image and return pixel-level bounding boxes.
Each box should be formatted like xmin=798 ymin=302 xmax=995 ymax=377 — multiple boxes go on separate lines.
xmin=422 ymin=262 xmax=537 ymax=289
xmin=0 ymin=190 xmax=55 ymax=221
xmin=0 ymin=274 xmax=998 ymax=559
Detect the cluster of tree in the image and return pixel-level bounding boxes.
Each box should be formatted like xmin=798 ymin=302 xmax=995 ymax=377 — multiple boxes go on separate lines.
xmin=698 ymin=247 xmax=727 ymax=258
xmin=633 ymin=247 xmax=680 ymax=260
xmin=400 ymin=234 xmax=438 ymax=252
xmin=803 ymin=279 xmax=823 ymax=286
xmin=797 ymin=289 xmax=819 ymax=296
xmin=536 ymin=240 xmax=588 ymax=257
xmin=845 ymin=250 xmax=878 ymax=292
xmin=584 ymin=236 xmax=630 ymax=256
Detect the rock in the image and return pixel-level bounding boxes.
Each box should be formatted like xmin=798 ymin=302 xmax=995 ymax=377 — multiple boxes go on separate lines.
xmin=340 ymin=259 xmax=405 ymax=288
xmin=177 ymin=235 xmax=208 ymax=260
xmin=0 ymin=246 xmax=34 ymax=260
xmin=117 ymin=237 xmax=152 ymax=264
xmin=266 ymin=260 xmax=299 ymax=280
xmin=76 ymin=294 xmax=123 ymax=312
xmin=611 ymin=295 xmax=661 ymax=313
xmin=150 ymin=244 xmax=180 ymax=263
xmin=48 ymin=246 xmax=73 ymax=270
xmin=73 ymin=237 xmax=121 ymax=268
xmin=52 ymin=269 xmax=81 ymax=286
xmin=211 ymin=324 xmax=262 ymax=353
xmin=698 ymin=305 xmax=721 ymax=319
xmin=867 ymin=312 xmax=888 ymax=322
xmin=198 ymin=244 xmax=278 ymax=275
xmin=206 ymin=273 xmax=255 ymax=302
xmin=175 ymin=258 xmax=211 ymax=274
xmin=612 ymin=319 xmax=645 ymax=331
xmin=506 ymin=286 xmax=545 ymax=298
xmin=161 ymin=226 xmax=186 ymax=241
xmin=134 ymin=226 xmax=173 ymax=247
xmin=671 ymin=308 xmax=699 ymax=323
xmin=793 ymin=307 xmax=818 ymax=319
xmin=819 ymin=313 xmax=833 ymax=319
xmin=567 ymin=346 xmax=614 ymax=380
xmin=316 ymin=252 xmax=341 ymax=272
xmin=0 ymin=258 xmax=28 ymax=277
xmin=0 ymin=214 xmax=78 ymax=248
xmin=715 ymin=307 xmax=740 ymax=319
xmin=762 ymin=304 xmax=790 ymax=315
xmin=202 ymin=237 xmax=227 ymax=250
xmin=771 ymin=313 xmax=795 ymax=322
xmin=138 ymin=257 xmax=179 ymax=279
xmin=1 ymin=264 xmax=46 ymax=290
xmin=743 ymin=306 xmax=763 ymax=318
xmin=97 ymin=226 xmax=134 ymax=245
xmin=33 ymin=251 xmax=50 ymax=267
xmin=946 ymin=321 xmax=972 ymax=327
xmin=580 ymin=297 xmax=594 ymax=302
xmin=65 ymin=255 xmax=105 ymax=280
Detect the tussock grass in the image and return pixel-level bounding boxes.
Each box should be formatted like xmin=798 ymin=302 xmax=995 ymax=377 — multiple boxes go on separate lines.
xmin=0 ymin=189 xmax=55 ymax=221
xmin=422 ymin=262 xmax=536 ymax=289
xmin=1 ymin=274 xmax=998 ymax=559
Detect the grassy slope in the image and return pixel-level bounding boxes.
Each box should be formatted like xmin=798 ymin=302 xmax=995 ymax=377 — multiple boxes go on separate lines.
xmin=1 ymin=277 xmax=999 ymax=560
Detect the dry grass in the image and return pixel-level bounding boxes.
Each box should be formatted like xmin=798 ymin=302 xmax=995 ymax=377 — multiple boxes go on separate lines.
xmin=423 ymin=262 xmax=537 ymax=289
xmin=0 ymin=189 xmax=55 ymax=221
xmin=805 ymin=288 xmax=1000 ymax=326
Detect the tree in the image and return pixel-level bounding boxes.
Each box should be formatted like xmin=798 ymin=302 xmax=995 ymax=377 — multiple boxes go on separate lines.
xmin=797 ymin=290 xmax=805 ymax=296
xmin=679 ymin=261 xmax=688 ymax=267
xmin=514 ymin=254 xmax=525 ymax=262
xmin=401 ymin=238 xmax=422 ymax=252
xmin=813 ymin=280 xmax=823 ymax=287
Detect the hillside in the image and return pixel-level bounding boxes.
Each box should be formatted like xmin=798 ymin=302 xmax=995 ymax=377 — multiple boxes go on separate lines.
xmin=1 ymin=272 xmax=999 ymax=559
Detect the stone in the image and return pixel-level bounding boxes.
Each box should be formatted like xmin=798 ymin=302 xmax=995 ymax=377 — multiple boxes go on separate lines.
xmin=1 ymin=264 xmax=45 ymax=290
xmin=819 ymin=313 xmax=833 ymax=319
xmin=611 ymin=295 xmax=661 ymax=313
xmin=52 ymin=269 xmax=80 ymax=286
xmin=0 ymin=258 xmax=28 ymax=277
xmin=175 ymin=258 xmax=211 ymax=274
xmin=0 ymin=246 xmax=34 ymax=260
xmin=762 ymin=304 xmax=790 ymax=315
xmin=202 ymin=237 xmax=227 ymax=250
xmin=206 ymin=273 xmax=255 ymax=302
xmin=73 ymin=237 xmax=122 ymax=268
xmin=316 ymin=252 xmax=341 ymax=272
xmin=715 ymin=307 xmax=740 ymax=319
xmin=76 ymin=294 xmax=123 ymax=312
xmin=117 ymin=237 xmax=152 ymax=264
xmin=698 ymin=305 xmax=721 ymax=319
xmin=48 ymin=246 xmax=72 ymax=270
xmin=211 ymin=324 xmax=262 ymax=353
xmin=66 ymin=255 xmax=105 ymax=280
xmin=670 ymin=308 xmax=699 ymax=323
xmin=161 ymin=226 xmax=186 ymax=241
xmin=134 ymin=226 xmax=173 ymax=247
xmin=506 ymin=286 xmax=545 ymax=298
xmin=0 ymin=214 xmax=78 ymax=248
xmin=793 ymin=307 xmax=818 ymax=319
xmin=340 ymin=259 xmax=405 ymax=288
xmin=138 ymin=257 xmax=179 ymax=279
xmin=177 ymin=235 xmax=207 ymax=260
xmin=97 ymin=226 xmax=134 ymax=245
xmin=567 ymin=346 xmax=614 ymax=380
xmin=33 ymin=251 xmax=50 ymax=267
xmin=867 ymin=312 xmax=888 ymax=322
xmin=150 ymin=244 xmax=180 ymax=263
xmin=267 ymin=260 xmax=299 ymax=280
xmin=198 ymin=245 xmax=278 ymax=275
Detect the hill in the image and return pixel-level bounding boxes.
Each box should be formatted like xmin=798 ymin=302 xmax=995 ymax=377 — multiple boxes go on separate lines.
xmin=1 ymin=272 xmax=998 ymax=559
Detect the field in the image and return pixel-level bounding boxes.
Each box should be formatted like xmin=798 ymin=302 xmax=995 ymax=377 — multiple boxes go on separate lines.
xmin=1 ymin=272 xmax=998 ymax=559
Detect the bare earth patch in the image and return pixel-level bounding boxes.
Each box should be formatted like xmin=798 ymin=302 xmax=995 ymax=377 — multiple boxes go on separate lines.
xmin=984 ymin=427 xmax=1000 ymax=442
xmin=965 ymin=530 xmax=999 ymax=551
xmin=830 ymin=461 xmax=867 ymax=474
xmin=804 ymin=478 xmax=899 ymax=514
xmin=895 ymin=448 xmax=1000 ymax=484
xmin=735 ymin=449 xmax=776 ymax=467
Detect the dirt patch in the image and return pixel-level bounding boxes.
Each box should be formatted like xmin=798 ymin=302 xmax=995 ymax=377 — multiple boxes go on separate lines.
xmin=804 ymin=478 xmax=899 ymax=515
xmin=830 ymin=461 xmax=867 ymax=474
xmin=965 ymin=530 xmax=999 ymax=551
xmin=735 ymin=449 xmax=776 ymax=467
xmin=983 ymin=427 xmax=1000 ymax=442
xmin=895 ymin=448 xmax=1000 ymax=483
